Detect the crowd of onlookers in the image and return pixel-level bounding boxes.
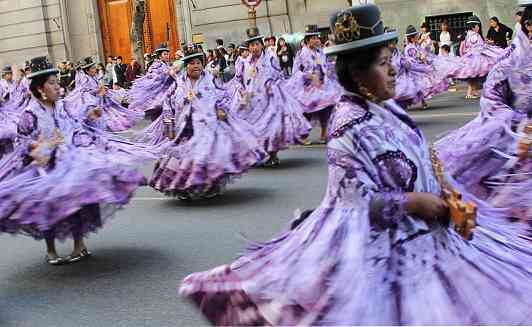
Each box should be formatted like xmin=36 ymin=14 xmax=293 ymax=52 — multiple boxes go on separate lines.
xmin=415 ymin=10 xmax=524 ymax=57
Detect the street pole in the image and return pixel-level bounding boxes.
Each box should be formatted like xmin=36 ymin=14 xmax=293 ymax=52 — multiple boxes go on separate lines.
xmin=248 ymin=8 xmax=257 ymax=27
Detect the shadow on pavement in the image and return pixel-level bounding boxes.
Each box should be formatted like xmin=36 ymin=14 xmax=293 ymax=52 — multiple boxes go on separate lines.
xmin=163 ymin=187 xmax=274 ymax=208
xmin=3 ymin=246 xmax=169 ymax=285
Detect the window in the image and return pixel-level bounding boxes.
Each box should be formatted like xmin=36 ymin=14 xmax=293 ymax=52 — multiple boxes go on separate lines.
xmin=425 ymin=12 xmax=473 ymax=42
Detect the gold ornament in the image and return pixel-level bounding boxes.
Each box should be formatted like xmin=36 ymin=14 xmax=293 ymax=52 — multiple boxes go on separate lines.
xmin=187 ymin=90 xmax=195 ymax=101
xmin=334 ymin=11 xmax=361 ymax=43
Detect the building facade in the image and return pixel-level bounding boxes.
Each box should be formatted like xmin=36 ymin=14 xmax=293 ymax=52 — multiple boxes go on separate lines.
xmin=0 ymin=0 xmax=523 ymax=68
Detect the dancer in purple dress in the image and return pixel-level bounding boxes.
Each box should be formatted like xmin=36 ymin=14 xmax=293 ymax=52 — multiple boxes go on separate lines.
xmin=453 ymin=16 xmax=506 ymax=99
xmin=436 ymin=1 xmax=532 ymax=216
xmin=129 ymin=43 xmax=177 ymax=121
xmin=287 ymin=24 xmax=343 ymax=144
xmin=0 ymin=57 xmax=147 ymax=265
xmin=149 ymin=49 xmax=267 ymax=200
xmin=401 ymin=25 xmax=449 ymax=109
xmin=178 ymin=5 xmax=532 ymax=325
xmin=230 ymin=27 xmax=311 ymax=167
xmin=64 ymin=57 xmax=143 ymax=132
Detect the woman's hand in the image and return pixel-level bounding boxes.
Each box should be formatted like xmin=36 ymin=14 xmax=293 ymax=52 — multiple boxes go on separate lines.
xmin=88 ymin=107 xmax=103 ymax=121
xmin=405 ymin=192 xmax=449 ymax=224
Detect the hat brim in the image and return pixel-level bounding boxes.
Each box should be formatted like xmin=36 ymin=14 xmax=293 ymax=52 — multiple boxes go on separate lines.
xmin=324 ymin=31 xmax=399 ymax=56
xmin=81 ymin=62 xmax=95 ymax=69
xmin=182 ymin=53 xmax=204 ymax=63
xmin=27 ymin=68 xmax=59 ymax=79
xmin=405 ymin=31 xmax=419 ymax=37
xmin=305 ymin=32 xmax=321 ymax=37
xmin=466 ymin=20 xmax=481 ymax=25
xmin=246 ymin=35 xmax=264 ymax=44
xmin=155 ymin=48 xmax=170 ymax=54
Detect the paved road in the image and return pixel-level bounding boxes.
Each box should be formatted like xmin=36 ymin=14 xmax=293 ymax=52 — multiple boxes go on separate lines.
xmin=0 ymin=90 xmax=480 ymax=327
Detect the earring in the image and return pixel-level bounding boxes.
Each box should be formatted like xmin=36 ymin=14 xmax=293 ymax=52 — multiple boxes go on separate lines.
xmin=358 ymin=85 xmax=378 ymax=103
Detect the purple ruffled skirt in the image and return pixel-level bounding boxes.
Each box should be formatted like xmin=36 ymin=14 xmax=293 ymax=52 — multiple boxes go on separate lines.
xmin=0 ymin=146 xmax=146 ymax=241
xmin=150 ymin=115 xmax=267 ymax=199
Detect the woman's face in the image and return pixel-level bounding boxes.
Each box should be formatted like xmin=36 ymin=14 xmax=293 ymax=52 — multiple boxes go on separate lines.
xmin=161 ymin=51 xmax=170 ymax=62
xmin=308 ymin=35 xmax=321 ymax=49
xmin=441 ymin=23 xmax=448 ymax=31
xmin=87 ymin=65 xmax=98 ymax=76
xmin=421 ymin=26 xmax=428 ymax=33
xmin=241 ymin=49 xmax=250 ymax=58
xmin=38 ymin=75 xmax=61 ymax=103
xmin=489 ymin=19 xmax=498 ymax=28
xmin=526 ymin=21 xmax=532 ymax=34
xmin=186 ymin=58 xmax=203 ymax=79
xmin=249 ymin=40 xmax=263 ymax=58
xmin=279 ymin=38 xmax=286 ymax=46
xmin=354 ymin=47 xmax=396 ymax=102
xmin=473 ymin=24 xmax=480 ymax=33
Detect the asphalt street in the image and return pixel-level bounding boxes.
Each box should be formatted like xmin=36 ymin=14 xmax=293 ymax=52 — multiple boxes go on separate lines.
xmin=0 ymin=89 xmax=480 ymax=327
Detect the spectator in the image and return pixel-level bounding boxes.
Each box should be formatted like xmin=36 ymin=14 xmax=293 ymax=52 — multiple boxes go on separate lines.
xmin=197 ymin=45 xmax=208 ymax=65
xmin=276 ymin=37 xmax=294 ymax=76
xmin=438 ymin=20 xmax=454 ymax=55
xmin=264 ymin=35 xmax=277 ymax=56
xmin=487 ymin=16 xmax=513 ymax=48
xmin=227 ymin=43 xmax=237 ymax=66
xmin=64 ymin=62 xmax=76 ymax=91
xmin=104 ymin=56 xmax=114 ymax=86
xmin=96 ymin=63 xmax=105 ymax=82
xmin=211 ymin=48 xmax=227 ymax=80
xmin=114 ymin=56 xmax=127 ymax=88
xmin=125 ymin=59 xmax=141 ymax=88
xmin=143 ymin=53 xmax=152 ymax=70
xmin=207 ymin=49 xmax=215 ymax=65
xmin=418 ymin=22 xmax=434 ymax=53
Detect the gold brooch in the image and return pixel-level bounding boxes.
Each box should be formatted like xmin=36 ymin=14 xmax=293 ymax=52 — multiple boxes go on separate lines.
xmin=187 ymin=90 xmax=195 ymax=101
xmin=334 ymin=11 xmax=360 ymax=43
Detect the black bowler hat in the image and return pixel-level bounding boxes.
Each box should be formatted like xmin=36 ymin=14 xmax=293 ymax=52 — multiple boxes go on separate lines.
xmin=80 ymin=57 xmax=95 ymax=69
xmin=2 ymin=64 xmax=12 ymax=74
xmin=466 ymin=15 xmax=481 ymax=25
xmin=155 ymin=43 xmax=170 ymax=54
xmin=405 ymin=25 xmax=418 ymax=37
xmin=305 ymin=24 xmax=321 ymax=37
xmin=27 ymin=56 xmax=59 ymax=79
xmin=324 ymin=4 xmax=398 ymax=56
xmin=245 ymin=27 xmax=264 ymax=44
xmin=182 ymin=46 xmax=204 ymax=65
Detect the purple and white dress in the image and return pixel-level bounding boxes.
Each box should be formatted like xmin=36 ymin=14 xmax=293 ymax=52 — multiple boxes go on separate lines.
xmin=179 ymin=94 xmax=532 ymax=325
xmin=452 ymin=30 xmax=506 ymax=80
xmin=436 ymin=29 xmax=532 ymax=213
xmin=150 ymin=71 xmax=267 ymax=199
xmin=393 ymin=47 xmax=426 ymax=107
xmin=64 ymin=71 xmax=143 ymax=132
xmin=230 ymin=51 xmax=311 ymax=153
xmin=285 ymin=46 xmax=342 ymax=114
xmin=400 ymin=43 xmax=448 ymax=103
xmin=128 ymin=60 xmax=176 ymax=119
xmin=0 ymin=98 xmax=146 ymax=241
xmin=0 ymin=78 xmax=30 ymax=159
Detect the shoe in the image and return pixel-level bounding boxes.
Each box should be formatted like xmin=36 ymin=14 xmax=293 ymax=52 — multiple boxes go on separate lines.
xmin=46 ymin=255 xmax=66 ymax=266
xmin=263 ymin=157 xmax=280 ymax=167
xmin=65 ymin=248 xmax=91 ymax=264
xmin=301 ymin=138 xmax=311 ymax=146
